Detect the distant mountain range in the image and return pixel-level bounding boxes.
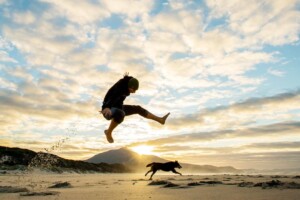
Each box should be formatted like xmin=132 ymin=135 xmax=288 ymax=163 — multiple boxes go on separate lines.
xmin=0 ymin=146 xmax=241 ymax=174
xmin=86 ymin=147 xmax=242 ymax=173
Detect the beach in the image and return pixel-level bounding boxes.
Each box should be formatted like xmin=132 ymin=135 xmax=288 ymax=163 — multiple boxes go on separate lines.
xmin=1 ymin=172 xmax=300 ymax=200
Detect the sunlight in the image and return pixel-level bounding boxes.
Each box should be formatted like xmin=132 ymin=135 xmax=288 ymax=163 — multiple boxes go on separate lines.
xmin=130 ymin=145 xmax=154 ymax=155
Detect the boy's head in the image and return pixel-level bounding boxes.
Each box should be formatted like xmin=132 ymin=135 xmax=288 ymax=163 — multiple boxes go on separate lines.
xmin=128 ymin=77 xmax=139 ymax=93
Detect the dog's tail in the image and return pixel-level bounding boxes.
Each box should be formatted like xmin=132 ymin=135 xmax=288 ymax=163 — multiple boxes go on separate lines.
xmin=146 ymin=163 xmax=154 ymax=167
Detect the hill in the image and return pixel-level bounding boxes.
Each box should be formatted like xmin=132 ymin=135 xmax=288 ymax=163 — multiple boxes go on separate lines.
xmin=86 ymin=147 xmax=166 ymax=164
xmin=86 ymin=147 xmax=242 ymax=173
xmin=0 ymin=146 xmax=130 ymax=173
xmin=86 ymin=147 xmax=167 ymax=172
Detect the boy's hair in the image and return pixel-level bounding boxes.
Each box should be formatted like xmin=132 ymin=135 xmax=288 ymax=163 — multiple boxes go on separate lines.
xmin=128 ymin=77 xmax=139 ymax=90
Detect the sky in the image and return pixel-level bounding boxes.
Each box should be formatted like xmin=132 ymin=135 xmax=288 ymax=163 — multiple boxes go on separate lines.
xmin=0 ymin=0 xmax=300 ymax=170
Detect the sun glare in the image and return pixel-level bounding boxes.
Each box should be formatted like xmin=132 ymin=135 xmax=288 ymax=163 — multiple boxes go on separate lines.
xmin=130 ymin=145 xmax=154 ymax=155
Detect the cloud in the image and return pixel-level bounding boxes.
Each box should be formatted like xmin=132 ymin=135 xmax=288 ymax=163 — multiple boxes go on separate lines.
xmin=40 ymin=0 xmax=110 ymax=25
xmin=56 ymin=25 xmax=151 ymax=76
xmin=268 ymin=68 xmax=285 ymax=77
xmin=208 ymin=51 xmax=274 ymax=75
xmin=101 ymin=0 xmax=154 ymax=19
xmin=0 ymin=79 xmax=97 ymax=133
xmin=145 ymin=141 xmax=300 ymax=158
xmin=0 ymin=77 xmax=18 ymax=92
xmin=12 ymin=11 xmax=36 ymax=25
xmin=3 ymin=27 xmax=76 ymax=66
xmin=132 ymin=121 xmax=300 ymax=148
xmin=147 ymin=9 xmax=203 ymax=35
xmin=186 ymin=29 xmax=242 ymax=55
xmin=244 ymin=141 xmax=300 ymax=150
xmin=206 ymin=0 xmax=300 ymax=46
xmin=178 ymin=90 xmax=300 ymax=130
xmin=231 ymin=89 xmax=300 ymax=113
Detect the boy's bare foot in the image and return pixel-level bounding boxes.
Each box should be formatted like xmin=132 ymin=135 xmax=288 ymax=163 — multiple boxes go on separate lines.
xmin=104 ymin=130 xmax=114 ymax=143
xmin=161 ymin=112 xmax=170 ymax=125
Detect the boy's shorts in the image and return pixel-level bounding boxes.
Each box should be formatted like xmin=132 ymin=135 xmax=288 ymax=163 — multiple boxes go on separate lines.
xmin=103 ymin=107 xmax=125 ymax=123
xmin=102 ymin=105 xmax=148 ymax=123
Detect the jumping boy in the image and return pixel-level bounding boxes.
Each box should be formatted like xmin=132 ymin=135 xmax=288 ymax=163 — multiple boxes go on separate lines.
xmin=100 ymin=73 xmax=170 ymax=143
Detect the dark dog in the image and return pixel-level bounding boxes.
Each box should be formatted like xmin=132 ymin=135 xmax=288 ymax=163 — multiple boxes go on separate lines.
xmin=145 ymin=161 xmax=182 ymax=180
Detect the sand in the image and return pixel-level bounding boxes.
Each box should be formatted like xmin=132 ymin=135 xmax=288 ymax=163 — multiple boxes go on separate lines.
xmin=1 ymin=172 xmax=300 ymax=200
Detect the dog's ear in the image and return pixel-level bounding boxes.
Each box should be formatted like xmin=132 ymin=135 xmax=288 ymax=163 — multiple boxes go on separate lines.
xmin=175 ymin=160 xmax=178 ymax=163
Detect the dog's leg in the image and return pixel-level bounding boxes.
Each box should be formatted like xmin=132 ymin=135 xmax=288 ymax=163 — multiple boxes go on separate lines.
xmin=171 ymin=169 xmax=182 ymax=176
xmin=145 ymin=169 xmax=152 ymax=177
xmin=150 ymin=170 xmax=157 ymax=180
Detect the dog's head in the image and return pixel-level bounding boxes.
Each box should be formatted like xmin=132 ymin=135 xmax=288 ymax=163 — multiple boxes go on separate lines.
xmin=174 ymin=160 xmax=182 ymax=169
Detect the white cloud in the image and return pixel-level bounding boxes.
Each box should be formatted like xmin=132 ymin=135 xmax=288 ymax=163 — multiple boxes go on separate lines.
xmin=185 ymin=29 xmax=242 ymax=55
xmin=3 ymin=26 xmax=76 ymax=66
xmin=206 ymin=0 xmax=300 ymax=46
xmin=229 ymin=75 xmax=264 ymax=86
xmin=268 ymin=68 xmax=285 ymax=77
xmin=147 ymin=9 xmax=203 ymax=35
xmin=145 ymin=31 xmax=187 ymax=58
xmin=157 ymin=90 xmax=300 ymax=131
xmin=101 ymin=0 xmax=154 ymax=19
xmin=12 ymin=11 xmax=36 ymax=25
xmin=256 ymin=10 xmax=300 ymax=45
xmin=0 ymin=76 xmax=18 ymax=91
xmin=207 ymin=51 xmax=274 ymax=76
xmin=40 ymin=0 xmax=110 ymax=24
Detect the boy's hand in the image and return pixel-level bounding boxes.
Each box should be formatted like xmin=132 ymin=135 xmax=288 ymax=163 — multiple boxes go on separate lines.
xmin=101 ymin=108 xmax=112 ymax=118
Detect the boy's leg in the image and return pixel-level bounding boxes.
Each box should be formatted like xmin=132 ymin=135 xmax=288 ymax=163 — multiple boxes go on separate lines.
xmin=146 ymin=111 xmax=170 ymax=125
xmin=104 ymin=119 xmax=118 ymax=143
xmin=103 ymin=108 xmax=125 ymax=143
xmin=123 ymin=105 xmax=170 ymax=125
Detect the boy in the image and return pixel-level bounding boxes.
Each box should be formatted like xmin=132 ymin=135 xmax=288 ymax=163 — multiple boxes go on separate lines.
xmin=100 ymin=74 xmax=170 ymax=143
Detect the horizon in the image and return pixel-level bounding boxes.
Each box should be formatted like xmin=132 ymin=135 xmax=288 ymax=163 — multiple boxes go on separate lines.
xmin=0 ymin=0 xmax=300 ymax=170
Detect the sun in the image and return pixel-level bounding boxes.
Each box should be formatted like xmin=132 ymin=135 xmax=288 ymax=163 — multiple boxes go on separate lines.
xmin=130 ymin=145 xmax=154 ymax=155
